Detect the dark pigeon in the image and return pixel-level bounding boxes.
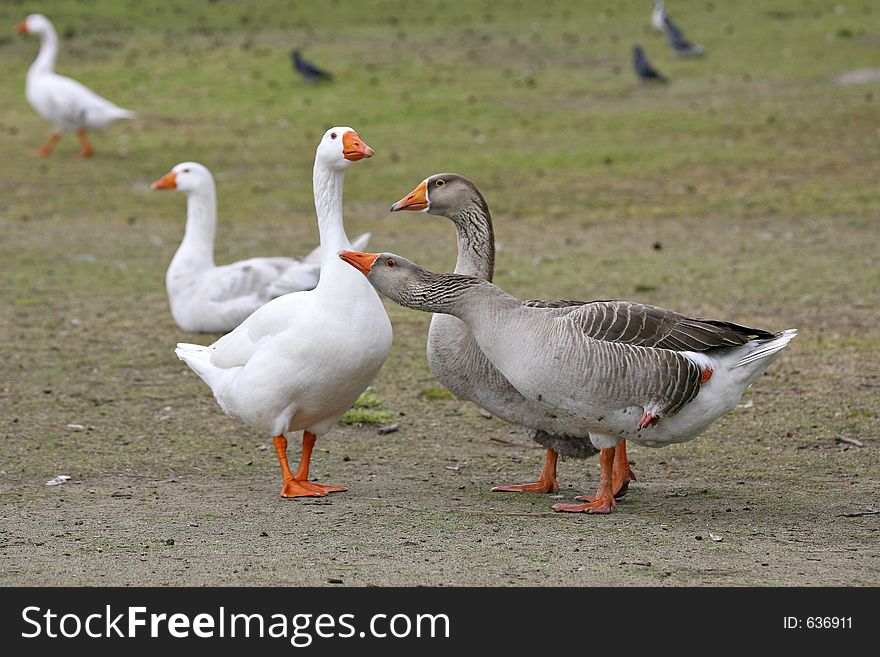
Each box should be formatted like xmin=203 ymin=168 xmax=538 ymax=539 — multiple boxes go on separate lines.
xmin=291 ymin=50 xmax=333 ymax=82
xmin=633 ymin=45 xmax=667 ymax=83
xmin=663 ymin=16 xmax=704 ymax=56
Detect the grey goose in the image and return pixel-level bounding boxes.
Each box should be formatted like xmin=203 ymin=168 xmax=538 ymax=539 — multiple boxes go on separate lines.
xmin=389 ymin=174 xmax=781 ymax=503
xmin=339 ymin=250 xmax=796 ymax=514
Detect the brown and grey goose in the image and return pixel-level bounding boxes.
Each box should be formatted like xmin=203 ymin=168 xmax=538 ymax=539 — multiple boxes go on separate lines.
xmin=390 ymin=174 xmax=778 ymax=501
xmin=339 ymin=250 xmax=796 ymax=514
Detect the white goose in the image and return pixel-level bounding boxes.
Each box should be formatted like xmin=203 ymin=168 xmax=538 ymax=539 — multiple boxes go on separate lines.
xmin=151 ymin=162 xmax=370 ymax=333
xmin=340 ymin=250 xmax=797 ymax=514
xmin=651 ymin=1 xmax=667 ymax=32
xmin=17 ymin=14 xmax=134 ymax=158
xmin=176 ymin=128 xmax=392 ymax=498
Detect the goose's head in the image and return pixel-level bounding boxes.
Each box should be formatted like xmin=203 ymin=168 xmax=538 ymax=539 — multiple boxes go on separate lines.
xmin=151 ymin=162 xmax=214 ymax=194
xmin=339 ymin=251 xmax=428 ymax=304
xmin=17 ymin=14 xmax=52 ymax=36
xmin=390 ymin=173 xmax=487 ymax=220
xmin=338 ymin=250 xmax=483 ymax=314
xmin=315 ymin=127 xmax=374 ymax=170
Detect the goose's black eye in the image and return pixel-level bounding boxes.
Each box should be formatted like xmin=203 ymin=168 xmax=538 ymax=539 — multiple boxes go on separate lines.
xmin=330 ymin=132 xmax=337 ymax=140
xmin=386 ymin=259 xmax=396 ymax=268
xmin=182 ymin=168 xmax=190 ymax=173
xmin=435 ymin=179 xmax=445 ymax=187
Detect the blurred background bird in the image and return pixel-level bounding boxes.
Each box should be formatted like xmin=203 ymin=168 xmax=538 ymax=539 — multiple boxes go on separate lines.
xmin=664 ymin=15 xmax=704 ymax=56
xmin=633 ymin=45 xmax=667 ymax=82
xmin=651 ymin=0 xmax=667 ymax=32
xmin=291 ymin=50 xmax=333 ymax=83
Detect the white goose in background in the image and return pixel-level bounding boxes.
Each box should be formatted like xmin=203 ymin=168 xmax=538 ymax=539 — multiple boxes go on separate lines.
xmin=651 ymin=1 xmax=667 ymax=32
xmin=151 ymin=161 xmax=370 ymax=333
xmin=176 ymin=128 xmax=392 ymax=498
xmin=340 ymin=250 xmax=797 ymax=514
xmin=17 ymin=14 xmax=135 ymax=158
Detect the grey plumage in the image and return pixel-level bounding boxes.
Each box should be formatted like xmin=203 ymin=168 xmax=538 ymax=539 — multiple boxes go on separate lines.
xmin=633 ymin=44 xmax=667 ymax=82
xmin=355 ymin=252 xmax=795 ymax=446
xmin=392 ymin=174 xmax=595 ymax=461
xmin=389 ymin=175 xmax=780 ymax=462
xmin=525 ymin=300 xmax=774 ymax=350
xmin=663 ymin=15 xmax=705 ymax=56
xmin=291 ymin=50 xmax=333 ymax=82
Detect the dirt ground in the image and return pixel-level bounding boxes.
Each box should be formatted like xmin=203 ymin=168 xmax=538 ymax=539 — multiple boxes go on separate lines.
xmin=2 ymin=215 xmax=877 ymax=587
xmin=1 ymin=0 xmax=878 ymax=586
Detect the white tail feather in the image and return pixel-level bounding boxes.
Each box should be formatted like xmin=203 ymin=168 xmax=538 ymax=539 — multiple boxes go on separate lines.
xmin=175 ymin=342 xmax=220 ymax=384
xmin=734 ymin=329 xmax=798 ymax=368
xmin=175 ymin=342 xmax=210 ymax=358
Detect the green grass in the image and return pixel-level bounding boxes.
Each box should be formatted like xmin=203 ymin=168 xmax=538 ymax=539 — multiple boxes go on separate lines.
xmin=419 ymin=387 xmax=457 ymax=401
xmin=340 ymin=391 xmax=395 ymax=426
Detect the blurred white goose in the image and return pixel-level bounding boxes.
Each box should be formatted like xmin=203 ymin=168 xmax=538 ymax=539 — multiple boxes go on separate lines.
xmin=17 ymin=14 xmax=135 ymax=158
xmin=651 ymin=1 xmax=667 ymax=32
xmin=176 ymin=128 xmax=392 ymax=498
xmin=340 ymin=250 xmax=797 ymax=514
xmin=152 ymin=161 xmax=370 ymax=333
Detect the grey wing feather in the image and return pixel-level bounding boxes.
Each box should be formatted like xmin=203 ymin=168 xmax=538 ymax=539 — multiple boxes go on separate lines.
xmin=655 ymin=348 xmax=702 ymax=416
xmin=525 ymin=299 xmax=774 ymax=352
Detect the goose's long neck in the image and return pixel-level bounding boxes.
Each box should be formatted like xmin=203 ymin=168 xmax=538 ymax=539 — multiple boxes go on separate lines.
xmin=177 ymin=185 xmax=217 ymax=267
xmin=29 ymin=27 xmax=59 ymax=76
xmin=390 ymin=272 xmax=519 ymax=326
xmin=313 ymin=161 xmax=350 ymax=272
xmin=451 ymin=200 xmax=495 ymax=281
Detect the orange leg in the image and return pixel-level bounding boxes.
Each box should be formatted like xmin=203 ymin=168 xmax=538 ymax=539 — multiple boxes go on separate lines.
xmin=75 ymin=129 xmax=93 ymax=158
xmin=553 ymin=446 xmax=617 ymax=514
xmin=274 ymin=431 xmax=348 ymax=498
xmin=576 ymin=440 xmax=637 ymax=501
xmin=36 ymin=131 xmax=61 ymax=156
xmin=492 ymin=448 xmax=559 ymax=493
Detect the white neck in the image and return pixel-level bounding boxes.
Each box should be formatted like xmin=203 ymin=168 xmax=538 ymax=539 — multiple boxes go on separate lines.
xmin=29 ymin=26 xmax=59 ymax=77
xmin=313 ymin=160 xmax=352 ymax=279
xmin=174 ymin=186 xmax=217 ymax=268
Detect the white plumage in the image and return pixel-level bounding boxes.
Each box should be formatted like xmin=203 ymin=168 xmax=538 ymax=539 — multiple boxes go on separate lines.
xmin=18 ymin=14 xmax=134 ymax=157
xmin=152 ymin=161 xmax=369 ymax=333
xmin=176 ymin=128 xmax=392 ymax=498
xmin=651 ymin=0 xmax=667 ymax=32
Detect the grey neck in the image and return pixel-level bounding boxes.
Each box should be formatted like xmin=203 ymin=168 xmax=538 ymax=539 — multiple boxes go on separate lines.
xmin=388 ymin=271 xmax=518 ymax=321
xmin=29 ymin=26 xmax=59 ymax=76
xmin=449 ymin=199 xmax=495 ymax=281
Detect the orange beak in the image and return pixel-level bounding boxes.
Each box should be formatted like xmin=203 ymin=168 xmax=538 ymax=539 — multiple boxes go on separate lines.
xmin=342 ymin=130 xmax=374 ymax=161
xmin=151 ymin=171 xmax=177 ymax=190
xmin=338 ymin=250 xmax=380 ymax=275
xmin=16 ymin=20 xmax=28 ymax=34
xmin=390 ymin=180 xmax=428 ymax=212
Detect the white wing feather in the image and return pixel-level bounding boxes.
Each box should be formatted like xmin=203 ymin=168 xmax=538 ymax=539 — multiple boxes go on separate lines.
xmin=38 ymin=73 xmax=134 ymax=130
